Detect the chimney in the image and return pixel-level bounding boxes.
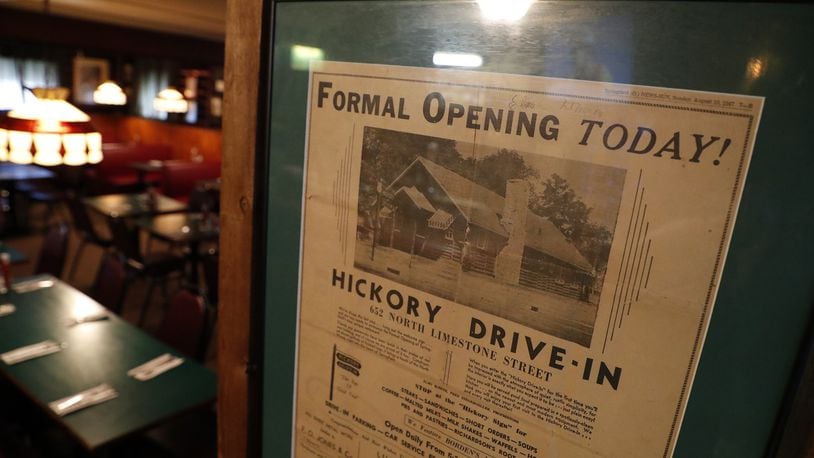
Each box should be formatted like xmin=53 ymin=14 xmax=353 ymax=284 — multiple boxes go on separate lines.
xmin=501 ymin=179 xmax=529 ymax=241
xmin=495 ymin=179 xmax=529 ymax=285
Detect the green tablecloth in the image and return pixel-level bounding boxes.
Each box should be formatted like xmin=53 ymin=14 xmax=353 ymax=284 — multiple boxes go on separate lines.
xmin=0 ymin=276 xmax=216 ymax=450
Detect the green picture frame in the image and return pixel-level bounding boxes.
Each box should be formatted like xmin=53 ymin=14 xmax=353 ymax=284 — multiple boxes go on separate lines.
xmin=249 ymin=2 xmax=814 ymax=456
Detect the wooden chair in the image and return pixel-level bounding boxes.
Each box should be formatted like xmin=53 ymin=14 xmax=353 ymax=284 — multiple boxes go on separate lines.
xmin=16 ymin=179 xmax=65 ymax=231
xmin=188 ymin=185 xmax=219 ymax=213
xmin=65 ymin=192 xmax=112 ymax=282
xmin=89 ymin=252 xmax=127 ymax=314
xmin=34 ymin=223 xmax=69 ymax=278
xmin=107 ymin=217 xmax=186 ymax=326
xmin=155 ymin=288 xmax=212 ymax=361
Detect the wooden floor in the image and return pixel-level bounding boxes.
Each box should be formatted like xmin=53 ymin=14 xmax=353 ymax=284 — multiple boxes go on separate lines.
xmin=0 ymin=205 xmax=217 ymax=458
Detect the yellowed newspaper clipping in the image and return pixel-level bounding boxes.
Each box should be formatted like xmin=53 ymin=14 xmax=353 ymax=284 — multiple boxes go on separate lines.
xmin=293 ymin=61 xmax=763 ymax=457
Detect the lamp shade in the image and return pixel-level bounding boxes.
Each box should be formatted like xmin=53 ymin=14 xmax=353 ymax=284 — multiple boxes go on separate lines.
xmin=0 ymin=87 xmax=103 ymax=166
xmin=153 ymin=87 xmax=188 ymax=113
xmin=93 ymin=81 xmax=127 ymax=106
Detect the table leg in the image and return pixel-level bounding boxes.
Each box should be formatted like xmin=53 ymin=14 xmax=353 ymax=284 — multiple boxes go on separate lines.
xmin=189 ymin=241 xmax=200 ymax=286
xmin=7 ymin=185 xmax=30 ymax=233
xmin=137 ymin=170 xmax=147 ymax=192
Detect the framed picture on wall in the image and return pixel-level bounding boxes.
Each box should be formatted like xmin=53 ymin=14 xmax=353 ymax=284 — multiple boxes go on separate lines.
xmin=72 ymin=56 xmax=109 ymax=105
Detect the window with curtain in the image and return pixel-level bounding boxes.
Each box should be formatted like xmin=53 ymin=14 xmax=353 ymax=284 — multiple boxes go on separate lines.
xmin=135 ymin=59 xmax=175 ymax=120
xmin=0 ymin=56 xmax=60 ymax=111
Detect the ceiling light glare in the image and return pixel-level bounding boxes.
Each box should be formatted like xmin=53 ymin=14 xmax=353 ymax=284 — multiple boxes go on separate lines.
xmin=291 ymin=45 xmax=325 ymax=71
xmin=433 ymin=52 xmax=483 ymax=68
xmin=477 ymin=0 xmax=533 ymax=22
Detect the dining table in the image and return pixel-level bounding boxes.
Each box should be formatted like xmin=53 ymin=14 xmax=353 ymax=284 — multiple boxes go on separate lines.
xmin=83 ymin=192 xmax=187 ymax=219
xmin=0 ymin=275 xmax=217 ymax=451
xmin=0 ymin=162 xmax=55 ymax=183
xmin=128 ymin=160 xmax=166 ymax=190
xmin=135 ymin=212 xmax=220 ymax=285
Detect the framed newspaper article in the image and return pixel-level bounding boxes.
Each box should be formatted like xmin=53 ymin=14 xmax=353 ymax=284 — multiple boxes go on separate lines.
xmin=225 ymin=2 xmax=814 ymax=457
xmin=293 ymin=62 xmax=762 ymax=458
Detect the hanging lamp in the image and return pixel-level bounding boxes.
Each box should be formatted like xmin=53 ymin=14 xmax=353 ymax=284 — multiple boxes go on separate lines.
xmin=153 ymin=87 xmax=188 ymax=113
xmin=93 ymin=81 xmax=127 ymax=106
xmin=0 ymin=87 xmax=103 ymax=166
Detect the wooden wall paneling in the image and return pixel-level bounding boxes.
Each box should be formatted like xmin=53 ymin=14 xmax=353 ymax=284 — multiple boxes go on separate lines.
xmin=89 ymin=114 xmax=224 ymax=163
xmin=118 ymin=117 xmax=224 ymax=163
xmin=162 ymin=123 xmax=223 ymax=163
xmin=0 ymin=6 xmax=224 ymax=66
xmin=219 ymin=0 xmax=264 ymax=456
xmin=88 ymin=113 xmax=125 ymax=143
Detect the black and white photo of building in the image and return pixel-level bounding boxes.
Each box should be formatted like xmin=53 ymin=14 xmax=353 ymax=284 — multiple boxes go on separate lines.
xmin=355 ymin=127 xmax=625 ymax=347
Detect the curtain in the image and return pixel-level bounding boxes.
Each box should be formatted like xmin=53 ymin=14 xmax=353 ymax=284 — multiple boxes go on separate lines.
xmin=0 ymin=56 xmax=60 ymax=111
xmin=135 ymin=58 xmax=174 ymax=120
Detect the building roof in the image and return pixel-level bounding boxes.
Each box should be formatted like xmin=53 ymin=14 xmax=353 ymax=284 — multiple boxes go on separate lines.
xmin=524 ymin=214 xmax=594 ymax=273
xmin=394 ymin=157 xmax=594 ymax=273
xmin=415 ymin=157 xmax=508 ymax=236
xmin=394 ymin=185 xmax=436 ymax=213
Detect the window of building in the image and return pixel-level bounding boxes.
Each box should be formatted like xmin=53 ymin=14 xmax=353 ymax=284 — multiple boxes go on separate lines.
xmin=0 ymin=56 xmax=59 ymax=111
xmin=476 ymin=234 xmax=487 ymax=249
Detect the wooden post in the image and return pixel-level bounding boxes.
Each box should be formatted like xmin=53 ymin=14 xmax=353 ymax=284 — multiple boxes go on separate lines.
xmin=219 ymin=0 xmax=263 ymax=456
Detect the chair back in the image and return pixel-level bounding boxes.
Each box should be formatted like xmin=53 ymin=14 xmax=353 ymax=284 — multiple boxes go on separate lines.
xmin=188 ymin=186 xmax=219 ymax=213
xmin=107 ymin=217 xmax=142 ymax=263
xmin=66 ymin=193 xmax=95 ymax=236
xmin=90 ymin=253 xmax=127 ymax=314
xmin=35 ymin=224 xmax=69 ymax=278
xmin=156 ymin=289 xmax=211 ymax=360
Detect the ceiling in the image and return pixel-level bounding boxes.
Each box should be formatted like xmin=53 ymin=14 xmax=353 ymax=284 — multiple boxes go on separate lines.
xmin=0 ymin=0 xmax=226 ymax=41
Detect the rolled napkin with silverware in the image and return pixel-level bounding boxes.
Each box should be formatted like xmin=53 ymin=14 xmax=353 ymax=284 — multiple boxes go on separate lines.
xmin=0 ymin=303 xmax=15 ymax=317
xmin=1 ymin=340 xmax=66 ymax=365
xmin=49 ymin=383 xmax=119 ymax=416
xmin=127 ymin=353 xmax=185 ymax=381
xmin=67 ymin=309 xmax=109 ymax=327
xmin=12 ymin=277 xmax=55 ymax=294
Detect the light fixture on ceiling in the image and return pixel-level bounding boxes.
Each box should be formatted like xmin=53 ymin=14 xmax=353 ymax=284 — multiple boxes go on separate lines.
xmin=0 ymin=87 xmax=102 ymax=166
xmin=433 ymin=52 xmax=483 ymax=68
xmin=153 ymin=87 xmax=188 ymax=113
xmin=93 ymin=81 xmax=127 ymax=106
xmin=290 ymin=44 xmax=325 ymax=71
xmin=477 ymin=0 xmax=533 ymax=22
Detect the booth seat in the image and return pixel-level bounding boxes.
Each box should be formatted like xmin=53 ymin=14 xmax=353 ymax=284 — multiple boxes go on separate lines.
xmin=160 ymin=160 xmax=221 ymax=203
xmin=87 ymin=143 xmax=173 ymax=194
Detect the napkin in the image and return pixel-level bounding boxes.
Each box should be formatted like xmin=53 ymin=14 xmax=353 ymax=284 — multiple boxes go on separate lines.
xmin=49 ymin=383 xmax=118 ymax=416
xmin=67 ymin=310 xmax=109 ymax=327
xmin=12 ymin=278 xmax=54 ymax=294
xmin=1 ymin=340 xmax=65 ymax=365
xmin=0 ymin=303 xmax=14 ymax=317
xmin=127 ymin=353 xmax=185 ymax=381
